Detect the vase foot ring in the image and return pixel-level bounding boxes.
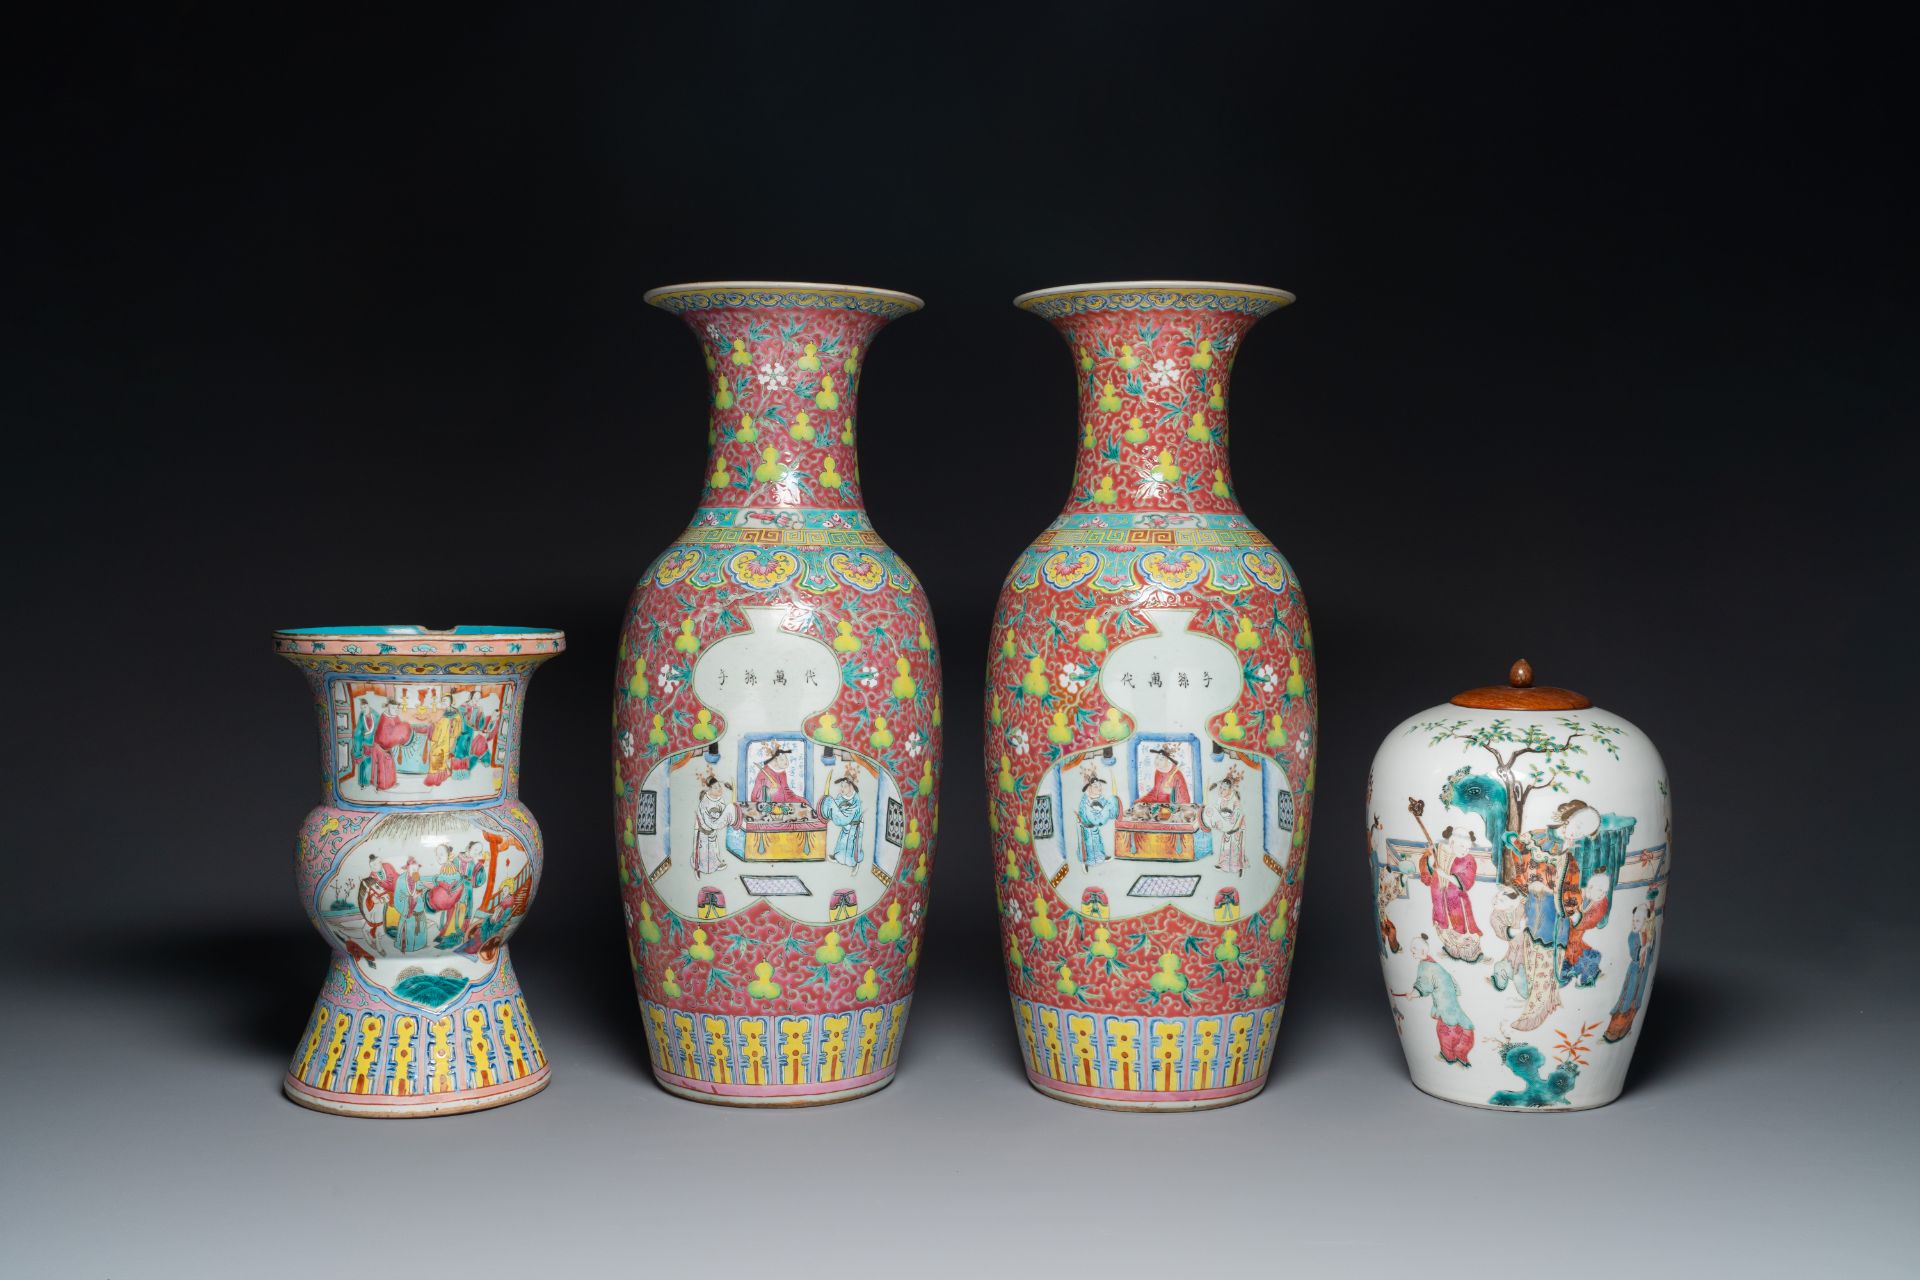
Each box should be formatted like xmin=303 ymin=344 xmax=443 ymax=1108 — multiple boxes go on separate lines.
xmin=283 ymin=1068 xmax=550 ymax=1118
xmin=652 ymin=1070 xmax=897 ymax=1108
xmin=1025 ymin=1073 xmax=1267 ymax=1112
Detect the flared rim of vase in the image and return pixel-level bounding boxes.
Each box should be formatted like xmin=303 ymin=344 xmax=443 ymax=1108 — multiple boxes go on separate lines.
xmin=1011 ymin=279 xmax=1296 ymax=310
xmin=642 ymin=280 xmax=924 ymax=311
xmin=272 ymin=625 xmax=566 ymax=653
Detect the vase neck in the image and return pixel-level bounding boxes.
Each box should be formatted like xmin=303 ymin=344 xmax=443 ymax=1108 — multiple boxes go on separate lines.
xmin=277 ymin=644 xmax=556 ymax=808
xmin=1038 ymin=300 xmax=1273 ymax=519
xmin=666 ymin=295 xmax=907 ymax=517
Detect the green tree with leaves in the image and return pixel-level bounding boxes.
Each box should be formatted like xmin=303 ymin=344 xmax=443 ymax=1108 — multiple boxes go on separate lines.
xmin=1410 ymin=715 xmax=1625 ymax=837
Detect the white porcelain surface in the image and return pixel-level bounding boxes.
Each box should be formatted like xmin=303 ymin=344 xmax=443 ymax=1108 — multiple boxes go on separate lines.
xmin=1368 ymin=702 xmax=1669 ymax=1110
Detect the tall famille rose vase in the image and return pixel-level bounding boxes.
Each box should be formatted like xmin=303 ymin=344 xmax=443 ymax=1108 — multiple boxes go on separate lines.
xmin=615 ymin=282 xmax=941 ymax=1106
xmin=275 ymin=625 xmax=564 ymax=1117
xmin=989 ymin=281 xmax=1317 ymax=1111
xmin=1368 ymin=660 xmax=1670 ymax=1110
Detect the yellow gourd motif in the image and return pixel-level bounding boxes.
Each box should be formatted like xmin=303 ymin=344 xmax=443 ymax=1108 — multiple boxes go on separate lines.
xmin=747 ymin=962 xmax=782 ymax=999
xmin=1150 ymin=954 xmax=1188 ymax=994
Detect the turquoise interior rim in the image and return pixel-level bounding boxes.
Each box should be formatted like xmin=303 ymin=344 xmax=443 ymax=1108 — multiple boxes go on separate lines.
xmin=275 ymin=625 xmax=560 ymax=637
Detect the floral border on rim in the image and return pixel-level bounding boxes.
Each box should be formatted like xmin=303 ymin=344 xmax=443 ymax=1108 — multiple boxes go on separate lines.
xmin=272 ymin=632 xmax=566 ymax=658
xmin=646 ymin=286 xmax=922 ymax=321
xmin=1016 ymin=287 xmax=1291 ymax=320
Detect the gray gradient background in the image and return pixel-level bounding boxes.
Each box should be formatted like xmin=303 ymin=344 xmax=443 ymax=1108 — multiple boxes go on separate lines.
xmin=5 ymin=5 xmax=1915 ymax=1278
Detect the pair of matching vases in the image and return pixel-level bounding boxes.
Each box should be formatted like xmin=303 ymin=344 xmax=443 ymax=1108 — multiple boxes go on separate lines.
xmin=276 ymin=280 xmax=1668 ymax=1117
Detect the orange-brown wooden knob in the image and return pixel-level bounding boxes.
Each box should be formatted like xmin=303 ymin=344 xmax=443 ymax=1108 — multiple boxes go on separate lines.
xmin=1451 ymin=659 xmax=1591 ymax=710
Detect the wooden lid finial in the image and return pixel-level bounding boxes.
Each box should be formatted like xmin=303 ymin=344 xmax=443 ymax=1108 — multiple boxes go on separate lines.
xmin=1451 ymin=659 xmax=1590 ymax=710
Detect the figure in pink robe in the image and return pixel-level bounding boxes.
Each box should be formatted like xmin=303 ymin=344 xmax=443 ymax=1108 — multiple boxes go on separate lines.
xmin=747 ymin=745 xmax=807 ymax=806
xmin=1138 ymin=747 xmax=1191 ymax=806
xmin=1421 ymin=827 xmax=1483 ymax=963
xmin=370 ymin=703 xmax=409 ymax=791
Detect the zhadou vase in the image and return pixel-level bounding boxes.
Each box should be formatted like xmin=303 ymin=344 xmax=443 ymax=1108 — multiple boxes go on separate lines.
xmin=1368 ymin=660 xmax=1670 ymax=1111
xmin=615 ymin=282 xmax=941 ymax=1107
xmin=988 ymin=281 xmax=1317 ymax=1111
xmin=275 ymin=625 xmax=564 ymax=1117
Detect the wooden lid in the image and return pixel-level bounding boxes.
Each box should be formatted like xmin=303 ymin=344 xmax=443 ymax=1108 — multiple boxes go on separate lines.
xmin=1450 ymin=658 xmax=1592 ymax=711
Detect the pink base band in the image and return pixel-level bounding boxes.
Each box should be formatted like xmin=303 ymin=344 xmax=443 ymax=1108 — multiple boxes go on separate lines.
xmin=651 ymin=1064 xmax=895 ymax=1099
xmin=285 ymin=1064 xmax=549 ymax=1109
xmin=1024 ymin=1068 xmax=1268 ymax=1104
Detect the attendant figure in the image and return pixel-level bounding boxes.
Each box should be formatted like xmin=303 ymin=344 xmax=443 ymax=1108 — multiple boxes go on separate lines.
xmin=1203 ymin=765 xmax=1247 ymax=874
xmin=821 ymin=773 xmax=865 ymax=869
xmin=1605 ymin=904 xmax=1658 ymax=1042
xmin=394 ymin=858 xmax=434 ymax=952
xmin=424 ymin=698 xmax=460 ymax=786
xmin=370 ymin=698 xmax=408 ymax=791
xmin=747 ymin=744 xmax=807 ymax=808
xmin=433 ymin=842 xmax=483 ymax=941
xmin=1560 ymin=873 xmax=1610 ymax=987
xmin=1490 ymin=882 xmax=1561 ymax=1031
xmin=449 ymin=692 xmax=477 ymax=777
xmin=1138 ymin=745 xmax=1191 ymax=807
xmin=1404 ymin=935 xmax=1474 ymax=1065
xmin=1370 ymin=815 xmax=1403 ymax=956
xmin=1077 ymin=771 xmax=1120 ymax=867
xmin=692 ymin=770 xmax=736 ymax=876
xmin=1420 ymin=825 xmax=1484 ymax=962
xmin=396 ymin=694 xmax=433 ymax=776
xmin=358 ymin=854 xmax=395 ymax=953
xmin=467 ymin=708 xmax=495 ymax=770
xmin=350 ymin=705 xmax=375 ymax=788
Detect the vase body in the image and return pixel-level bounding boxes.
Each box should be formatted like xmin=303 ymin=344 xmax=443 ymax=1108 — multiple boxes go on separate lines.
xmin=1368 ymin=673 xmax=1670 ymax=1110
xmin=615 ymin=282 xmax=941 ymax=1106
xmin=988 ymin=282 xmax=1317 ymax=1111
xmin=275 ymin=625 xmax=564 ymax=1117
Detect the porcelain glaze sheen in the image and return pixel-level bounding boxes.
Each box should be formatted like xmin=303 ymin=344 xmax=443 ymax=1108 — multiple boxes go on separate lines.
xmin=275 ymin=626 xmax=564 ymax=1117
xmin=614 ymin=283 xmax=941 ymax=1106
xmin=1368 ymin=679 xmax=1670 ymax=1110
xmin=987 ymin=283 xmax=1316 ymax=1110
